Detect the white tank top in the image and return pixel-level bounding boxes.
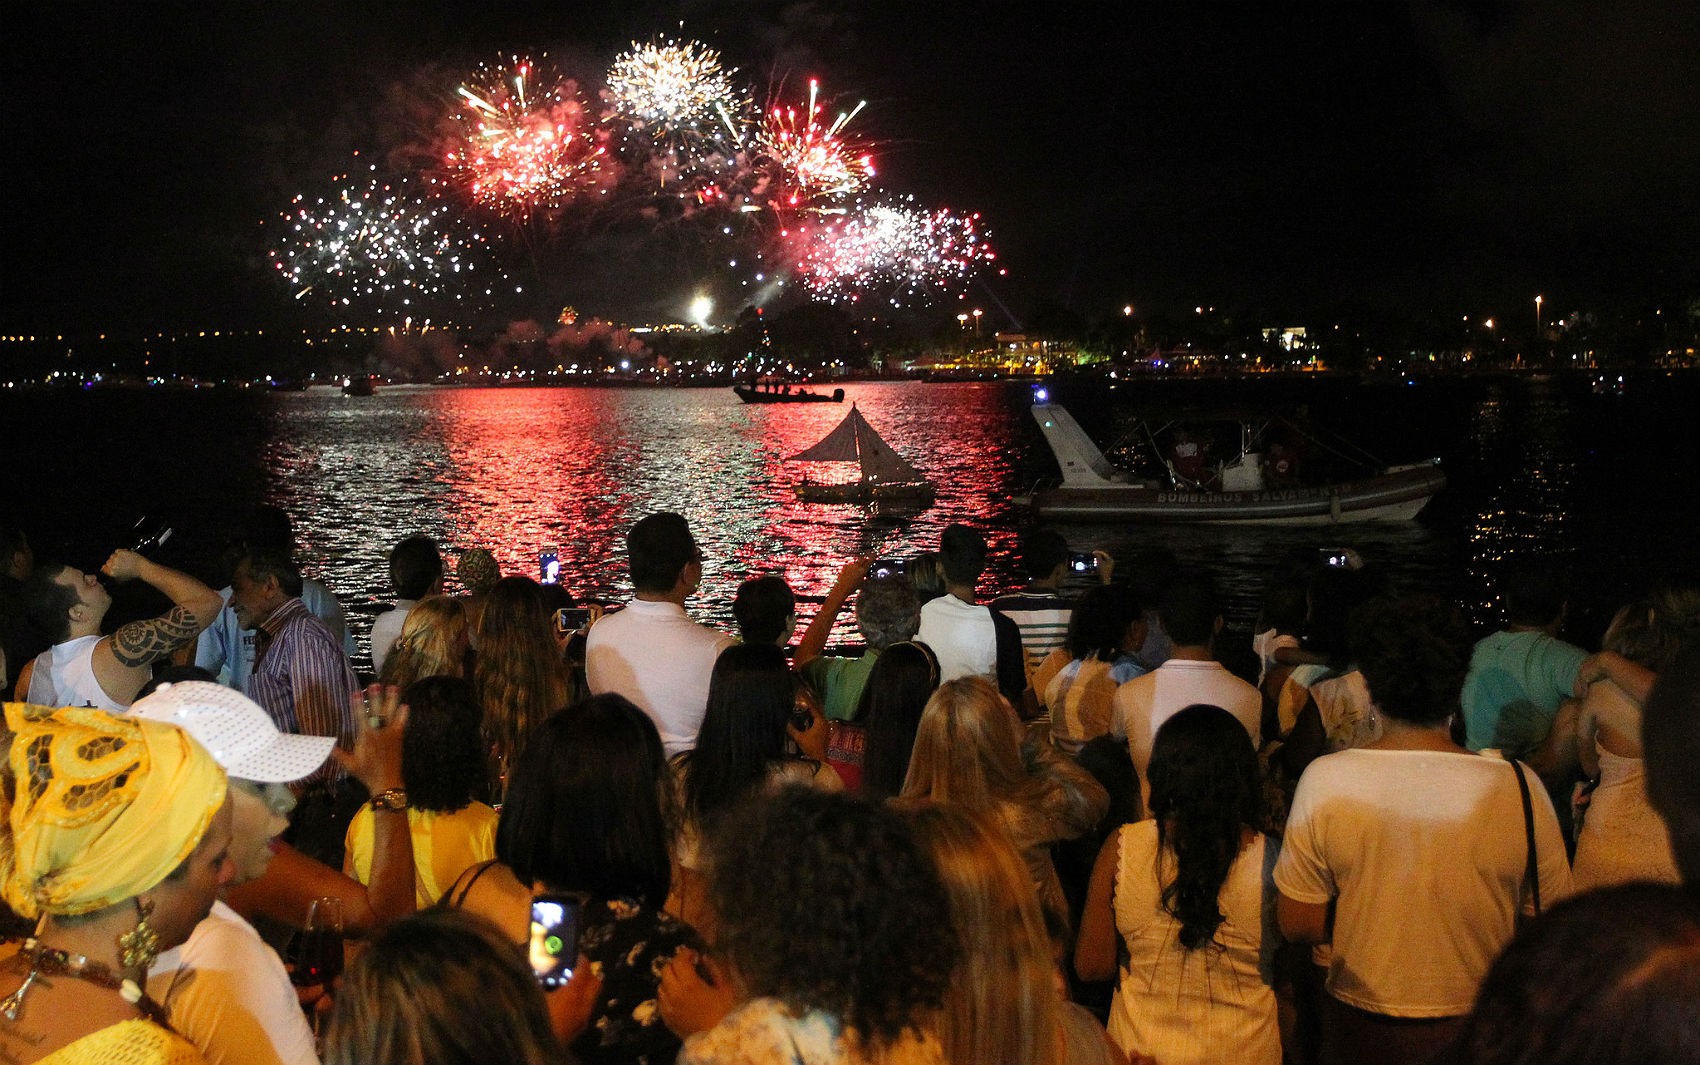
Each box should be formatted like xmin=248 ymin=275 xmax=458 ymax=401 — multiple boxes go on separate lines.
xmin=25 ymin=635 xmax=126 ymax=710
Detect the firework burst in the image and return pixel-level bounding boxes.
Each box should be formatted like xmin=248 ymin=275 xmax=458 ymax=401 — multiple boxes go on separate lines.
xmin=446 ymin=56 xmax=607 ymax=219
xmin=605 ymin=38 xmax=752 ymax=199
xmin=756 ymin=79 xmax=874 ymax=208
xmin=788 ymin=198 xmax=995 ymax=306
xmin=267 ymin=166 xmax=512 ymax=316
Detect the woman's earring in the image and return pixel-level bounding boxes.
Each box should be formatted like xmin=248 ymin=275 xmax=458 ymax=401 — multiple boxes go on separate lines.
xmin=117 ymin=898 xmax=161 ymax=971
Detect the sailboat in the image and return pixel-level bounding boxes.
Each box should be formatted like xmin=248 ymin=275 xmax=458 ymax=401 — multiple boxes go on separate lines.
xmin=790 ymin=403 xmax=936 ymax=507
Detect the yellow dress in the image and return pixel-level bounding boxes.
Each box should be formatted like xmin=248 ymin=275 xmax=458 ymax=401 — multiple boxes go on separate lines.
xmin=39 ymin=1019 xmax=207 ymax=1065
xmin=344 ymin=802 xmax=499 ymax=908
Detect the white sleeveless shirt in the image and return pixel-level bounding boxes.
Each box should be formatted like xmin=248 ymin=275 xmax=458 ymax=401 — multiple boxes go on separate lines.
xmin=25 ymin=635 xmax=126 ymax=710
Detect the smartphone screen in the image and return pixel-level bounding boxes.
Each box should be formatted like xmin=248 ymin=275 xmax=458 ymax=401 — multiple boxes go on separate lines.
xmin=528 ymin=894 xmax=580 ymax=988
xmin=1069 ymin=551 xmax=1098 ymax=574
xmin=870 ymin=557 xmax=906 ymax=579
xmin=1320 ymin=548 xmax=1350 ymax=568
xmin=554 ymin=607 xmax=591 ymax=632
xmin=539 ymin=549 xmax=561 ymax=585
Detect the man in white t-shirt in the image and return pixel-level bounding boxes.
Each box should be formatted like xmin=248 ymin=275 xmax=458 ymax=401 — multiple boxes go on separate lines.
xmin=916 ymin=524 xmax=1024 ymax=700
xmin=134 ymin=681 xmax=343 ymax=1065
xmin=1112 ymin=568 xmax=1261 ymax=807
xmin=1272 ymin=596 xmax=1572 ymax=1065
xmin=586 ymin=512 xmax=735 ymax=757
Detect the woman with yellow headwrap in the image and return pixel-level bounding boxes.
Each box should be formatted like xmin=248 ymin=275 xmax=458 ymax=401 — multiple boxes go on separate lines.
xmin=0 ymin=702 xmax=232 ymax=1065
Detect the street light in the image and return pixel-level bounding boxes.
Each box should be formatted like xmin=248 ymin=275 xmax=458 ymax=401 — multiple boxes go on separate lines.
xmin=1534 ymin=295 xmax=1543 ymax=338
xmin=972 ymin=309 xmax=982 ymax=336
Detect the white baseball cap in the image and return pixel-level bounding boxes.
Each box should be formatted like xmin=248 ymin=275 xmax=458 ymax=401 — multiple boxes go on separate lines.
xmin=130 ymin=681 xmax=337 ymax=784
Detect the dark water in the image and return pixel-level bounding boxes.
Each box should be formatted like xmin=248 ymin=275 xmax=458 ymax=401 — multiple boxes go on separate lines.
xmin=5 ymin=372 xmax=1694 ymax=669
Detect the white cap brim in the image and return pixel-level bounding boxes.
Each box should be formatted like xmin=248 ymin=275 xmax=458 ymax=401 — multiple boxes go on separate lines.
xmin=222 ymin=732 xmax=338 ymax=784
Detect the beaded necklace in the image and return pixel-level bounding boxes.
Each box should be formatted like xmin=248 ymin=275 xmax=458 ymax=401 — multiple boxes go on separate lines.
xmin=0 ymin=937 xmax=169 ymax=1027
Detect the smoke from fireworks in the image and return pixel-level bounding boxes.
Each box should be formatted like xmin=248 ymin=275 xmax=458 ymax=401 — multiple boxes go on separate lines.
xmin=756 ymin=79 xmax=874 ymax=208
xmin=788 ymin=199 xmax=995 ymax=306
xmin=267 ymin=166 xmax=513 ymax=317
xmin=446 ymin=56 xmax=608 ymax=219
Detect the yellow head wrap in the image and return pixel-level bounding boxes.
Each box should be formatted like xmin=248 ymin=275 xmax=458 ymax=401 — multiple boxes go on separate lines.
xmin=1 ymin=702 xmax=227 ymax=919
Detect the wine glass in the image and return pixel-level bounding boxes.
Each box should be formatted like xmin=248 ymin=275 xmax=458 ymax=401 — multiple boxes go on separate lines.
xmin=291 ymin=897 xmax=345 ymax=1039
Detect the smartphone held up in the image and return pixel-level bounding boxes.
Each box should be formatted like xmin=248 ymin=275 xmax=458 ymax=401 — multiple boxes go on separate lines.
xmin=529 ymin=893 xmax=581 ymax=989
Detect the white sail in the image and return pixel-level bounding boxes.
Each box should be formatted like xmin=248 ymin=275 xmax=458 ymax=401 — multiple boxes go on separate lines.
xmin=790 ymin=404 xmax=925 ymax=483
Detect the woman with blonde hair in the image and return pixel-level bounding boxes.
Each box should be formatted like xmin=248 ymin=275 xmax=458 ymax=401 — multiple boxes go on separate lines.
xmin=474 ymin=577 xmax=571 ymax=799
xmin=378 ymin=594 xmax=470 ymax=691
xmin=323 ymin=908 xmax=578 ymax=1065
xmin=900 ymin=676 xmax=1107 ymax=924
xmin=903 ymin=803 xmax=1121 ymax=1065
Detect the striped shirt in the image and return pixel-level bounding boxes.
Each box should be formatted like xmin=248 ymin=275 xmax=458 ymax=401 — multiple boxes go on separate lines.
xmin=246 ymin=597 xmax=356 ymax=787
xmin=989 ymin=590 xmax=1075 ymax=673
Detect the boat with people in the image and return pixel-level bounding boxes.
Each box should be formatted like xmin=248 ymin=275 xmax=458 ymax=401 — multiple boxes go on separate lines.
xmin=791 ymin=403 xmax=936 ymax=508
xmin=1016 ymin=395 xmax=1444 ymax=524
xmin=734 ymin=376 xmax=844 ymax=404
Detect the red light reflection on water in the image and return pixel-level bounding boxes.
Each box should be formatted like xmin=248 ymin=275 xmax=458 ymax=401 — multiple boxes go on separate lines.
xmin=263 ymin=383 xmax=1031 ymax=655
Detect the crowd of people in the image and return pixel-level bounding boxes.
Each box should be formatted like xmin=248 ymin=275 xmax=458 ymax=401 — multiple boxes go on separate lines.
xmin=0 ymin=511 xmax=1697 ymax=1065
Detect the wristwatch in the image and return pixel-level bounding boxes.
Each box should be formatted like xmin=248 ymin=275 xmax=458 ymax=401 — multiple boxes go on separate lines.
xmin=369 ymin=787 xmax=409 ymax=812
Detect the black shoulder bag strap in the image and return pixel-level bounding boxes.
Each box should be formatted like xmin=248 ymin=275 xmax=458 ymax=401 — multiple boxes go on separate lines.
xmin=1511 ymin=760 xmax=1541 ymax=918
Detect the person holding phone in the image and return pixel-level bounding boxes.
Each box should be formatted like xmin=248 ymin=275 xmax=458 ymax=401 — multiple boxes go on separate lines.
xmin=671 ymin=645 xmax=843 ymax=933
xmin=445 ymin=695 xmax=701 ymax=1065
xmin=794 ymin=558 xmax=921 ymax=723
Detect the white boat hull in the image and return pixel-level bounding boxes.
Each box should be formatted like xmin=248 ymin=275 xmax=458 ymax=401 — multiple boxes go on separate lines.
xmin=1017 ymin=464 xmax=1443 ymax=524
xmin=1020 ymin=402 xmax=1443 ymax=523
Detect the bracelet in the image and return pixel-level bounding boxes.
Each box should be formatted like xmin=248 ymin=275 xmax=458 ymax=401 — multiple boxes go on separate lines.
xmin=370 ymin=787 xmax=409 ymax=812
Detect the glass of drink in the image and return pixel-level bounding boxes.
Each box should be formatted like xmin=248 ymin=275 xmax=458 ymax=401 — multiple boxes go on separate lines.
xmin=291 ymin=897 xmax=345 ymax=1038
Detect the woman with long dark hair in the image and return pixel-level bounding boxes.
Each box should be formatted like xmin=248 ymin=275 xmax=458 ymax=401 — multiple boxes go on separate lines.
xmin=1076 ymin=704 xmax=1280 ymax=1065
xmin=445 ymin=695 xmax=697 ymax=1065
xmin=671 ymin=644 xmax=841 ymax=930
xmin=856 ymin=641 xmax=940 ymax=801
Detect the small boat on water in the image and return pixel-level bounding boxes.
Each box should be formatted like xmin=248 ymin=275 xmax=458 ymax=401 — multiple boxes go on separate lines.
xmin=1017 ymin=400 xmax=1444 ymax=524
xmin=341 ymin=375 xmax=377 ymax=397
xmin=791 ymin=403 xmax=935 ymax=508
xmin=734 ymin=377 xmax=844 ymax=404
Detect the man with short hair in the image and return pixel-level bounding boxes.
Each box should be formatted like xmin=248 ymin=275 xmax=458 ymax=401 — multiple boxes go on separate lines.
xmin=196 ymin=505 xmax=355 ymax=689
xmin=915 ymin=524 xmax=1025 ymax=699
xmin=1460 ymin=563 xmax=1587 ymax=764
xmin=230 ymin=544 xmax=359 ymax=866
xmin=734 ymin=574 xmax=798 ymax=647
xmin=991 ymin=529 xmax=1112 ymax=675
xmin=18 ymin=549 xmax=224 ymax=710
xmin=585 ymin=513 xmax=735 ymax=756
xmin=369 ymin=534 xmax=443 ymax=676
xmin=1112 ymin=567 xmax=1262 ymax=806
xmin=795 ymin=558 xmax=922 ymax=721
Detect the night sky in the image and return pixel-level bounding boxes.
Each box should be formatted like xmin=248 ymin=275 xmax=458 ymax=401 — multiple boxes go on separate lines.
xmin=7 ymin=0 xmax=1697 ymax=334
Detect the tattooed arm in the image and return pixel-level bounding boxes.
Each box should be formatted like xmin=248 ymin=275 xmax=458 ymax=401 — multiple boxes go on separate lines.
xmin=93 ymin=551 xmax=226 ymax=703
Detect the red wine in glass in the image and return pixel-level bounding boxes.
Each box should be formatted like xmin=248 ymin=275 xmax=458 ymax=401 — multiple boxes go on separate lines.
xmin=291 ymin=926 xmax=344 ymax=987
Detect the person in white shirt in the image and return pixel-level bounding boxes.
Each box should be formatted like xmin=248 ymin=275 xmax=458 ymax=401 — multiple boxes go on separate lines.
xmin=1273 ymin=596 xmax=1572 ymax=1065
xmin=135 ymin=679 xmax=417 ymax=1065
xmin=585 ymin=513 xmax=734 ymax=757
xmin=369 ymin=534 xmax=443 ymax=677
xmin=916 ymin=524 xmax=1025 ymax=700
xmin=1112 ymin=569 xmax=1261 ymax=809
xmin=19 ymin=550 xmax=224 ymax=710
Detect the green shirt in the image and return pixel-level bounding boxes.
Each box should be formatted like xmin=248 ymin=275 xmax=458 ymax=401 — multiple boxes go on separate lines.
xmin=1460 ymin=630 xmax=1587 ymax=756
xmin=800 ymin=650 xmax=882 ymax=722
